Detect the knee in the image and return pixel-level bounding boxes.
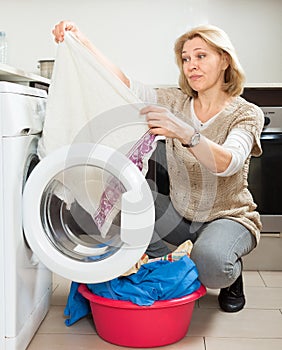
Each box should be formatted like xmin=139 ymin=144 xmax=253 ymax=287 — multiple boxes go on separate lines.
xmin=191 ymin=245 xmax=241 ymax=289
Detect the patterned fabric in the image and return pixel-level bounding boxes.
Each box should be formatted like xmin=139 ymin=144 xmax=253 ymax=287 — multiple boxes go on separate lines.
xmin=122 ymin=239 xmax=194 ymax=276
xmin=93 ymin=131 xmax=155 ymax=230
xmin=149 ymin=239 xmax=193 ymax=262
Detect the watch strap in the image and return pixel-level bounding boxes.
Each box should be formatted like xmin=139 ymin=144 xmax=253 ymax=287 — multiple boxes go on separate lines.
xmin=181 ymin=130 xmax=200 ymax=148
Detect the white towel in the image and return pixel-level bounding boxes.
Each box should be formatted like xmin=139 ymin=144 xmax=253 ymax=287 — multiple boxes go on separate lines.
xmin=38 ymin=32 xmax=156 ymax=236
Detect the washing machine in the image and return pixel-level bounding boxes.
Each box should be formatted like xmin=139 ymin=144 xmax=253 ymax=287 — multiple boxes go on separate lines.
xmin=0 ymin=81 xmax=155 ymax=349
xmin=0 ymin=81 xmax=51 ymax=350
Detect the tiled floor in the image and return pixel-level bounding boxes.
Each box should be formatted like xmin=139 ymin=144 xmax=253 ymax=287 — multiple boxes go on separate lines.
xmin=27 ymin=271 xmax=282 ymax=350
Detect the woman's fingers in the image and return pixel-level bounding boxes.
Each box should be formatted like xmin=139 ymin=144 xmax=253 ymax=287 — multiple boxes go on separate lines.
xmin=140 ymin=105 xmax=189 ymax=139
xmin=140 ymin=105 xmax=167 ymax=115
xmin=148 ymin=127 xmax=164 ymax=135
xmin=52 ymin=20 xmax=79 ymax=43
xmin=140 ymin=106 xmax=170 ymax=123
xmin=147 ymin=117 xmax=163 ymax=128
xmin=52 ymin=21 xmax=65 ymax=42
xmin=146 ymin=111 xmax=163 ymax=121
xmin=140 ymin=105 xmax=172 ymax=134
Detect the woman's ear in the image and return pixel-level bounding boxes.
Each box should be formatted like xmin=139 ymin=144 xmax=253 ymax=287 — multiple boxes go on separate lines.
xmin=222 ymin=52 xmax=230 ymax=70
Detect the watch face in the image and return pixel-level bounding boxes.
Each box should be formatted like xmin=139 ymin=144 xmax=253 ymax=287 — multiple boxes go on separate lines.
xmin=191 ymin=132 xmax=200 ymax=146
xmin=181 ymin=131 xmax=200 ymax=148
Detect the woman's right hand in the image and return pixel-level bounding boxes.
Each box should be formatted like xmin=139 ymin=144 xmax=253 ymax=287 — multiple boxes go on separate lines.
xmin=51 ymin=20 xmax=130 ymax=87
xmin=52 ymin=20 xmax=81 ymax=43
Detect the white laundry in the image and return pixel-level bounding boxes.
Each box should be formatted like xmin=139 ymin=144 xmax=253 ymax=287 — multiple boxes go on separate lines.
xmin=38 ymin=32 xmax=156 ymax=236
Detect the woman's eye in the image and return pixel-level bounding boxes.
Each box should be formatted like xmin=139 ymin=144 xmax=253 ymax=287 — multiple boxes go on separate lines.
xmin=182 ymin=57 xmax=190 ymax=63
xmin=198 ymin=54 xmax=206 ymax=59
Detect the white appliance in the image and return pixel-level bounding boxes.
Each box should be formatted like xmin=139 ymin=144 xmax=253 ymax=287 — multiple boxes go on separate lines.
xmin=0 ymin=82 xmax=51 ymax=350
xmin=23 ymin=142 xmax=155 ymax=283
xmin=1 ymin=82 xmax=155 ymax=349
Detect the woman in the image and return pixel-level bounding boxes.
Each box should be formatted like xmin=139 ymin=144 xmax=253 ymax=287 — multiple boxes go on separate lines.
xmin=53 ymin=21 xmax=264 ymax=312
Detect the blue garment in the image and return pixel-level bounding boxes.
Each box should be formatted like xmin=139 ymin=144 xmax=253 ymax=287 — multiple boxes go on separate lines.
xmin=64 ymin=281 xmax=91 ymax=326
xmin=64 ymin=256 xmax=201 ymax=326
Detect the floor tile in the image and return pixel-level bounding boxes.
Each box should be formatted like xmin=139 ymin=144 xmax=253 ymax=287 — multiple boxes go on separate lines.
xmin=52 ymin=273 xmax=69 ymax=286
xmin=245 ymin=286 xmax=282 ymax=309
xmin=171 ymin=336 xmax=205 ymax=349
xmin=28 ymin=334 xmax=205 ymax=350
xmin=198 ymin=272 xmax=266 ymax=309
xmin=198 ymin=288 xmax=219 ymax=309
xmin=36 ymin=306 xmax=96 ymax=335
xmin=205 ymin=337 xmax=282 ymax=350
xmin=259 ymin=271 xmax=282 ymax=287
xmin=244 ymin=271 xmax=265 ymax=286
xmin=188 ymin=308 xmax=282 ymax=338
xmin=199 ymin=274 xmax=282 ymax=310
xmin=51 ymin=278 xmax=71 ymax=306
xmin=243 ymin=236 xmax=282 ymax=270
xmin=27 ymin=271 xmax=282 ymax=349
xmin=27 ymin=334 xmax=117 ymax=350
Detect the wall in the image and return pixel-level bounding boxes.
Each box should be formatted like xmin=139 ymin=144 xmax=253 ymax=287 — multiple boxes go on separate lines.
xmin=0 ymin=0 xmax=281 ymax=85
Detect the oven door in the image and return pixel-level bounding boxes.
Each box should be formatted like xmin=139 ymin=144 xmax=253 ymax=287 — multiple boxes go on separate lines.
xmin=248 ymin=132 xmax=282 ymax=233
xmin=22 ymin=143 xmax=155 ymax=283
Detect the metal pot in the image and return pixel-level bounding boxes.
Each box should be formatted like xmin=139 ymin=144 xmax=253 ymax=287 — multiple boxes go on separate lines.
xmin=38 ymin=59 xmax=55 ymax=79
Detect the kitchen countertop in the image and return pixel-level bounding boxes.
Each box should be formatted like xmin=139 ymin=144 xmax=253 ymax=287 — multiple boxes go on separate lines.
xmin=1 ymin=63 xmax=281 ymax=89
xmin=244 ymin=83 xmax=282 ymax=88
xmin=155 ymin=83 xmax=282 ymax=89
xmin=0 ymin=63 xmax=50 ymax=85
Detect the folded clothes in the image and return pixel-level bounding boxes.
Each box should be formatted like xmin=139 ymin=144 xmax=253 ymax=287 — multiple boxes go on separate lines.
xmin=64 ymin=255 xmax=201 ymax=326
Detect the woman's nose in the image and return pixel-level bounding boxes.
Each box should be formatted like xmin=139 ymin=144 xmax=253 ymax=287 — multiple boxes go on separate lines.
xmin=188 ymin=58 xmax=198 ymax=70
xmin=184 ymin=59 xmax=198 ymax=72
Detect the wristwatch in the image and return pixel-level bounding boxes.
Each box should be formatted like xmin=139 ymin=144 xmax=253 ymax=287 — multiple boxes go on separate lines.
xmin=181 ymin=130 xmax=201 ymax=148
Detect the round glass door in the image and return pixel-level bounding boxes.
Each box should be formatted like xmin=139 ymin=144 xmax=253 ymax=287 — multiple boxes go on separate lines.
xmin=23 ymin=143 xmax=155 ymax=283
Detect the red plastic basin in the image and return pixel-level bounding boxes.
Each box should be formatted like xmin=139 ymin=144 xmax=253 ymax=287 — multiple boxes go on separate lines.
xmin=78 ymin=283 xmax=206 ymax=348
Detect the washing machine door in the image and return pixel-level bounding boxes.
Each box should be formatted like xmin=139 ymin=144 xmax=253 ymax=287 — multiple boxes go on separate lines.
xmin=23 ymin=143 xmax=155 ymax=283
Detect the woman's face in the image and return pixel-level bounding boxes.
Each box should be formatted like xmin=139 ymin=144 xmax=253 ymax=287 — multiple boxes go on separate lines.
xmin=181 ymin=36 xmax=228 ymax=94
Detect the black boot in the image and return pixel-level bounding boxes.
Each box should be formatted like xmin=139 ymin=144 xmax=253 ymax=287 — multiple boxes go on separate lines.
xmin=218 ymin=273 xmax=246 ymax=312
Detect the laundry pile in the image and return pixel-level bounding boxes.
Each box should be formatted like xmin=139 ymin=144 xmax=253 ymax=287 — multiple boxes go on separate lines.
xmin=121 ymin=239 xmax=193 ymax=276
xmin=64 ymin=240 xmax=201 ymax=326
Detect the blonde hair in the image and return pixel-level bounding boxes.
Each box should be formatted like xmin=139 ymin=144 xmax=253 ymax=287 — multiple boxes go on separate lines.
xmin=174 ymin=25 xmax=245 ymax=97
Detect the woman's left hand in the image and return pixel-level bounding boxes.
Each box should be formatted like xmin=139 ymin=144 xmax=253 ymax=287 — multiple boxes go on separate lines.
xmin=140 ymin=105 xmax=194 ymax=144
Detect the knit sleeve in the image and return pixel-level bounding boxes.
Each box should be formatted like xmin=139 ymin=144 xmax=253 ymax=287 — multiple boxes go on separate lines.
xmin=129 ymin=79 xmax=157 ymax=104
xmin=156 ymin=87 xmax=189 ymax=111
xmin=229 ymin=100 xmax=264 ymax=157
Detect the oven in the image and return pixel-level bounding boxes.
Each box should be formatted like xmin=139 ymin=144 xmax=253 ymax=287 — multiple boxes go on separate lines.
xmin=243 ymin=87 xmax=282 ymax=234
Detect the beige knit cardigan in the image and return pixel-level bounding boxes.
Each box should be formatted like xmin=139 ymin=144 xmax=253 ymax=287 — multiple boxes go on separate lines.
xmin=156 ymin=88 xmax=265 ymax=243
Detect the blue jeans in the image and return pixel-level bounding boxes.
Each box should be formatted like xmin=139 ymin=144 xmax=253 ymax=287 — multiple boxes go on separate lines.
xmin=146 ymin=193 xmax=256 ymax=289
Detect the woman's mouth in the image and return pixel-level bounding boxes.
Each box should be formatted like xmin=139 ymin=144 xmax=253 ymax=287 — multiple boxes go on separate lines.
xmin=189 ymin=75 xmax=202 ymax=81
